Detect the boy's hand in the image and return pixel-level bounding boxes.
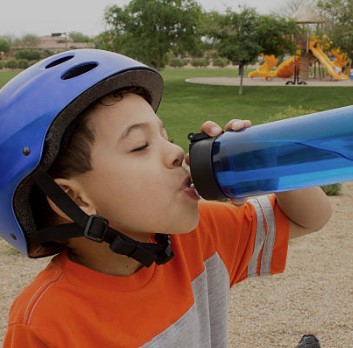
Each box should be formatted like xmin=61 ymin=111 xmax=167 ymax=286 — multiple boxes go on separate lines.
xmin=199 ymin=119 xmax=251 ymax=137
xmin=185 ymin=119 xmax=252 ymax=166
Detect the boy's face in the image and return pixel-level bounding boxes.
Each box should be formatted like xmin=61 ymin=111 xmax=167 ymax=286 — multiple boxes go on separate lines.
xmin=74 ymin=93 xmax=200 ymax=238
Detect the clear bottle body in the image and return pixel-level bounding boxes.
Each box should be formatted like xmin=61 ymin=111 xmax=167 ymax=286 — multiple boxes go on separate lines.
xmin=212 ymin=106 xmax=353 ymax=199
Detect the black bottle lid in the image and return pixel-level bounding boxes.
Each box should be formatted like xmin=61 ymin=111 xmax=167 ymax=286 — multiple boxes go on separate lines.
xmin=188 ymin=132 xmax=227 ymax=201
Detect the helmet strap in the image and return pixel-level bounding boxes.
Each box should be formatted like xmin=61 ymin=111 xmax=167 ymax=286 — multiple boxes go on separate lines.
xmin=32 ymin=169 xmax=173 ymax=267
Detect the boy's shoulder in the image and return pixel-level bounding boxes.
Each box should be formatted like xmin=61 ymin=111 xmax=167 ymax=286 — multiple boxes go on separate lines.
xmin=7 ymin=255 xmax=65 ymax=327
xmin=197 ymin=199 xmax=256 ymax=227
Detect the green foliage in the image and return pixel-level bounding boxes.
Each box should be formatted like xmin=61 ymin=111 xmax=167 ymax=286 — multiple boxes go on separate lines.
xmin=103 ymin=0 xmax=203 ymax=69
xmin=190 ymin=58 xmax=209 ymax=67
xmin=40 ymin=49 xmax=54 ymax=59
xmin=169 ymin=57 xmax=188 ymax=68
xmin=69 ymin=31 xmax=92 ymax=43
xmin=15 ymin=49 xmax=41 ymax=61
xmin=0 ymin=38 xmax=11 ymax=53
xmin=216 ymin=8 xmax=261 ymax=67
xmin=317 ymin=0 xmax=353 ymax=60
xmin=321 ymin=183 xmax=341 ymax=196
xmin=94 ymin=31 xmax=112 ymax=51
xmin=17 ymin=59 xmax=29 ymax=69
xmin=29 ymin=60 xmax=39 ymax=67
xmin=214 ymin=9 xmax=297 ymax=65
xmin=212 ymin=7 xmax=299 ymax=95
xmin=212 ymin=57 xmax=228 ymax=67
xmin=5 ymin=59 xmax=18 ymax=69
xmin=13 ymin=34 xmax=39 ymax=48
xmin=256 ymin=15 xmax=299 ymax=56
xmin=268 ymin=105 xmax=318 ymax=122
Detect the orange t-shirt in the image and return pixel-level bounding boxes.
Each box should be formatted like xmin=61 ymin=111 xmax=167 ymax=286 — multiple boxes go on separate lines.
xmin=4 ymin=197 xmax=289 ymax=347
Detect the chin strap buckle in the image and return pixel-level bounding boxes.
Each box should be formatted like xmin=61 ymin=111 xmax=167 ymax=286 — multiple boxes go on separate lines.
xmin=154 ymin=234 xmax=173 ymax=265
xmin=109 ymin=234 xmax=174 ymax=267
xmin=84 ymin=215 xmax=108 ymax=243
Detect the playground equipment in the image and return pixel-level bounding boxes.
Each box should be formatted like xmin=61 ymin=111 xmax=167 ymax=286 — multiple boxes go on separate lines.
xmin=248 ymin=55 xmax=300 ymax=79
xmin=248 ymin=36 xmax=349 ymax=81
xmin=331 ymin=48 xmax=349 ymax=70
xmin=309 ymin=37 xmax=348 ymax=80
xmin=247 ymin=54 xmax=278 ymax=78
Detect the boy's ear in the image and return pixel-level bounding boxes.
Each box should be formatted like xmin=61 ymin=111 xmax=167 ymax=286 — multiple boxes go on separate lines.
xmin=47 ymin=178 xmax=97 ymax=221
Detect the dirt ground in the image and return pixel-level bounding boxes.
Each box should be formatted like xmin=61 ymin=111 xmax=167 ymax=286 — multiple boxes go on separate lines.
xmin=1 ymin=183 xmax=353 ymax=347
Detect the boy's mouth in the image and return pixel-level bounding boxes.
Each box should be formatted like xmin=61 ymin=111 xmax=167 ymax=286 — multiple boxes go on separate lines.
xmin=183 ymin=177 xmax=201 ymax=200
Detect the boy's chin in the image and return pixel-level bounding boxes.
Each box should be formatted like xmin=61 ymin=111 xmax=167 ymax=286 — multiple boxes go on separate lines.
xmin=169 ymin=217 xmax=200 ymax=235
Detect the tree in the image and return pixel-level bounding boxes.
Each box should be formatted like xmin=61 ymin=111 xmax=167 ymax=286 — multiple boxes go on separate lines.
xmin=0 ymin=38 xmax=11 ymax=55
xmin=69 ymin=31 xmax=92 ymax=43
xmin=214 ymin=7 xmax=298 ymax=95
xmin=197 ymin=11 xmax=227 ymax=58
xmin=215 ymin=8 xmax=259 ymax=95
xmin=256 ymin=14 xmax=299 ymax=57
xmin=13 ymin=34 xmax=39 ymax=49
xmin=103 ymin=0 xmax=203 ymax=69
xmin=317 ymin=0 xmax=353 ymax=60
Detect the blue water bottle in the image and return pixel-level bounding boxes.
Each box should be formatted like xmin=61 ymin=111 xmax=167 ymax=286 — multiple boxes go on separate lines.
xmin=188 ymin=105 xmax=353 ymax=200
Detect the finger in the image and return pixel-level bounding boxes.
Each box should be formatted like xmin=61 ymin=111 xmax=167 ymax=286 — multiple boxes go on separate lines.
xmin=225 ymin=119 xmax=252 ymax=132
xmin=200 ymin=120 xmax=222 ymax=137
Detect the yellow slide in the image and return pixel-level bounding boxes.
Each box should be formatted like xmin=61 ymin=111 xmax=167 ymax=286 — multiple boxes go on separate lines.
xmin=309 ymin=39 xmax=348 ymax=80
xmin=248 ymin=54 xmax=278 ymax=78
xmin=248 ymin=54 xmax=298 ymax=79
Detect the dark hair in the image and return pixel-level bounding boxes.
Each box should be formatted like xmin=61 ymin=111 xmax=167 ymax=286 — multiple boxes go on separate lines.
xmin=31 ymin=87 xmax=151 ymax=229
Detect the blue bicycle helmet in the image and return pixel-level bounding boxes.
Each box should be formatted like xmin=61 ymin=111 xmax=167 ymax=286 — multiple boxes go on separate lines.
xmin=0 ymin=49 xmax=172 ymax=266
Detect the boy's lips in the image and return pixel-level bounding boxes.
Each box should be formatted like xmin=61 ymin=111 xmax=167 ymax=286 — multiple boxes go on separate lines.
xmin=182 ymin=176 xmax=201 ymax=200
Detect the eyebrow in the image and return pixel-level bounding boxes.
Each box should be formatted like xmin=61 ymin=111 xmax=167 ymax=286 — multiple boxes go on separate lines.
xmin=120 ymin=120 xmax=165 ymax=140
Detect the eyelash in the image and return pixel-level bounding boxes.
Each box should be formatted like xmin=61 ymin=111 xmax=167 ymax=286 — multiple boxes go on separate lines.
xmin=132 ymin=143 xmax=149 ymax=152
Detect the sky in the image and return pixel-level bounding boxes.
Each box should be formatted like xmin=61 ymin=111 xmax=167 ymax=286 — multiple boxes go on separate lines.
xmin=1 ymin=0 xmax=283 ymax=38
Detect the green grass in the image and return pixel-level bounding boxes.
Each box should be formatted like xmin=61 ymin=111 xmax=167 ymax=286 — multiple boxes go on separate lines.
xmin=2 ymin=67 xmax=353 ymax=151
xmin=158 ymin=68 xmax=353 ymax=149
xmin=0 ymin=70 xmax=21 ymax=87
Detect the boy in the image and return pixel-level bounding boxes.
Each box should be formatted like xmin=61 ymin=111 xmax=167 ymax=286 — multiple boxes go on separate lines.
xmin=0 ymin=49 xmax=331 ymax=347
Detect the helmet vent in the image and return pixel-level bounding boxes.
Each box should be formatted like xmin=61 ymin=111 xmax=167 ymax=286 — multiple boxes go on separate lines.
xmin=45 ymin=55 xmax=74 ymax=69
xmin=61 ymin=62 xmax=98 ymax=80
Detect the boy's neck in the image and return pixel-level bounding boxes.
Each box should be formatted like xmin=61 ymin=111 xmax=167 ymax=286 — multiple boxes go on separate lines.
xmin=68 ymin=249 xmax=143 ymax=276
xmin=67 ymin=233 xmax=152 ymax=276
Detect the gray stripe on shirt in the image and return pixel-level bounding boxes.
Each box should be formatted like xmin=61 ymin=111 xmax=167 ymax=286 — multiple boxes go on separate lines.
xmin=142 ymin=253 xmax=229 ymax=348
xmin=248 ymin=196 xmax=276 ymax=277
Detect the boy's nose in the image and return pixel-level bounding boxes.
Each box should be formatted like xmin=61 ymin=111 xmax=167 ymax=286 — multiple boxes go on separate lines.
xmin=165 ymin=142 xmax=184 ymax=168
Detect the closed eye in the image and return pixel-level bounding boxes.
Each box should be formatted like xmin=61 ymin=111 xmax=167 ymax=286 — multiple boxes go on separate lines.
xmin=131 ymin=143 xmax=149 ymax=152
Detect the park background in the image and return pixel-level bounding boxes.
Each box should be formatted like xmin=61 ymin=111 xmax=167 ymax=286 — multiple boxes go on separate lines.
xmin=1 ymin=0 xmax=353 ymax=346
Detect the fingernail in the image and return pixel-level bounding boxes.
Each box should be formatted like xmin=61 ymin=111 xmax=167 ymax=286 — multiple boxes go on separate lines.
xmin=211 ymin=126 xmax=222 ymax=136
xmin=231 ymin=121 xmax=241 ymax=130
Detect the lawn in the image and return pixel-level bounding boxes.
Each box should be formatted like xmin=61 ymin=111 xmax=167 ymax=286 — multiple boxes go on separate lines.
xmin=0 ymin=70 xmax=20 ymax=87
xmin=159 ymin=68 xmax=353 ymax=149
xmin=2 ymin=67 xmax=353 ymax=150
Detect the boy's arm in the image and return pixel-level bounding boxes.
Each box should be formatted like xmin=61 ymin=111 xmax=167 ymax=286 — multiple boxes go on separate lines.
xmin=197 ymin=120 xmax=332 ymax=239
xmin=276 ymin=188 xmax=332 ymax=239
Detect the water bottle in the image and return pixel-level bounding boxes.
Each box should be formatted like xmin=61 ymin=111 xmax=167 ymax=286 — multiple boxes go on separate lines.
xmin=188 ymin=105 xmax=353 ymax=200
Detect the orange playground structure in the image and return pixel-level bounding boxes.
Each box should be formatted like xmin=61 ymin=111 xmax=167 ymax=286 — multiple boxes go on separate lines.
xmin=248 ymin=36 xmax=350 ymax=81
